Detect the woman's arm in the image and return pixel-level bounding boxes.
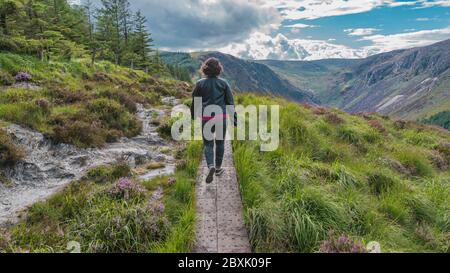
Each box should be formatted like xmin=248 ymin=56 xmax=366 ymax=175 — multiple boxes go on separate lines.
xmin=190 ymin=82 xmax=200 ymax=120
xmin=224 ymin=82 xmax=238 ymax=127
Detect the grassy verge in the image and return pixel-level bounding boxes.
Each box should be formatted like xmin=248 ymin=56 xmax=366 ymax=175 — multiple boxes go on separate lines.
xmin=0 ymin=141 xmax=202 ymax=253
xmin=233 ymin=94 xmax=450 ymax=253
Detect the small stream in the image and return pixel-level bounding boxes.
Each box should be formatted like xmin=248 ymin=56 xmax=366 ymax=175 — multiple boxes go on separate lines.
xmin=0 ymin=104 xmax=176 ymax=224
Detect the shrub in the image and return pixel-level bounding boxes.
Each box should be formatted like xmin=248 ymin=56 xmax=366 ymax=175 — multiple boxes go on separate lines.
xmin=0 ymin=129 xmax=23 ymax=167
xmin=13 ymin=72 xmax=32 ymax=82
xmin=49 ymin=110 xmax=108 ymax=148
xmin=319 ymin=231 xmax=367 ymax=253
xmin=34 ymin=98 xmax=51 ymax=114
xmin=157 ymin=117 xmax=176 ymax=139
xmin=0 ymin=70 xmax=14 ymax=85
xmin=368 ymin=120 xmax=386 ymax=133
xmin=98 ymin=89 xmax=146 ymax=113
xmin=49 ymin=88 xmax=90 ymax=104
xmin=107 ymin=177 xmax=147 ymax=200
xmin=87 ymin=98 xmax=142 ymax=137
xmin=324 ymin=112 xmax=345 ymax=125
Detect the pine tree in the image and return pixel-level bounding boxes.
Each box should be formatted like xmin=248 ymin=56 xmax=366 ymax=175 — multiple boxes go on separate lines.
xmin=97 ymin=0 xmax=122 ymax=64
xmin=131 ymin=10 xmax=153 ymax=71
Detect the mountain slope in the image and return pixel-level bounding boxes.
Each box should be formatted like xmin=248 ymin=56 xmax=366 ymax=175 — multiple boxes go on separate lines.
xmin=331 ymin=39 xmax=450 ymax=120
xmin=160 ymin=51 xmax=317 ymax=104
xmin=258 ymin=58 xmax=361 ymax=102
xmin=263 ymin=39 xmax=450 ymax=121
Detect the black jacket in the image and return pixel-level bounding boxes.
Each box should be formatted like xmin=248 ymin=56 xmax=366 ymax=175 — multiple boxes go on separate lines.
xmin=190 ymin=77 xmax=237 ymax=125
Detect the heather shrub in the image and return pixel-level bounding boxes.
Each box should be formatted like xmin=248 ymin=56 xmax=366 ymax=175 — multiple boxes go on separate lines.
xmin=87 ymin=98 xmax=142 ymax=137
xmin=319 ymin=232 xmax=367 ymax=253
xmin=0 ymin=129 xmax=23 ymax=167
xmin=97 ymin=88 xmax=146 ymax=113
xmin=324 ymin=112 xmax=345 ymax=125
xmin=157 ymin=117 xmax=176 ymax=139
xmin=367 ymin=120 xmax=386 ymax=133
xmin=14 ymin=72 xmax=32 ymax=82
xmin=0 ymin=70 xmax=14 ymax=85
xmin=34 ymin=98 xmax=51 ymax=114
xmin=107 ymin=177 xmax=147 ymax=200
xmin=49 ymin=88 xmax=90 ymax=104
xmin=49 ymin=110 xmax=108 ymax=148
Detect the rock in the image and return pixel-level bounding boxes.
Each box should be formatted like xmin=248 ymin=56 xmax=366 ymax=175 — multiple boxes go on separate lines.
xmin=161 ymin=96 xmax=180 ymax=106
xmin=367 ymin=241 xmax=381 ymax=253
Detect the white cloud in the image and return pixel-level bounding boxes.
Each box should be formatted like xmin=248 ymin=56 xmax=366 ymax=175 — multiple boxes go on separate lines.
xmin=260 ymin=0 xmax=449 ymax=21
xmin=261 ymin=0 xmax=422 ymax=20
xmin=284 ymin=23 xmax=317 ymax=28
xmin=219 ymin=32 xmax=369 ymax=60
xmin=416 ymin=0 xmax=450 ymax=8
xmin=361 ymin=26 xmax=450 ymax=53
xmin=129 ymin=0 xmax=281 ymax=50
xmin=344 ymin=28 xmax=380 ymax=36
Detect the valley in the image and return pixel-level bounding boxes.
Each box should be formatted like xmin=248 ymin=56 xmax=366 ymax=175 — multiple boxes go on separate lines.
xmin=162 ymin=39 xmax=450 ymax=128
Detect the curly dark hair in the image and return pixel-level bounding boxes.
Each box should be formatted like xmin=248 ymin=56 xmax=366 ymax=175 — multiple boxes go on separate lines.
xmin=200 ymin=57 xmax=223 ymax=77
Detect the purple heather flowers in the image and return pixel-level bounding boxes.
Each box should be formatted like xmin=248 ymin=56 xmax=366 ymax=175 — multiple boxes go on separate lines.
xmin=109 ymin=177 xmax=147 ymax=199
xmin=14 ymin=72 xmax=32 ymax=82
xmin=319 ymin=232 xmax=367 ymax=253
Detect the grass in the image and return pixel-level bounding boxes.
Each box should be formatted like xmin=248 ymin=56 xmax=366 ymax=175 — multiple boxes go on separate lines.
xmin=0 ymin=141 xmax=202 ymax=253
xmin=233 ymin=94 xmax=450 ymax=253
xmin=0 ymin=52 xmax=191 ymax=148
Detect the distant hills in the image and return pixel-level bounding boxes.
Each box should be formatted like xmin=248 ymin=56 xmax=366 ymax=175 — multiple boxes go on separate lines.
xmin=160 ymin=51 xmax=317 ymax=105
xmin=161 ymin=39 xmax=450 ymax=126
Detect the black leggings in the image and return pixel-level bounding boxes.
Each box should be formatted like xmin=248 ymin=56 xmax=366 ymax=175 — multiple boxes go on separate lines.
xmin=202 ymin=119 xmax=227 ymax=168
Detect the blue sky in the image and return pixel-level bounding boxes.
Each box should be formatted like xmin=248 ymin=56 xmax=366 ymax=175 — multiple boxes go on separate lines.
xmin=279 ymin=2 xmax=450 ymax=48
xmin=83 ymin=0 xmax=450 ymax=60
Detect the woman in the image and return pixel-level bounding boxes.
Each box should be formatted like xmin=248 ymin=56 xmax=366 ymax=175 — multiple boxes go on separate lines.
xmin=190 ymin=57 xmax=236 ymax=184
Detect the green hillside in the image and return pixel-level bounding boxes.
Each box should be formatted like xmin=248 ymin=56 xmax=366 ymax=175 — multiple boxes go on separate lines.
xmin=233 ymin=94 xmax=450 ymax=253
xmin=423 ymin=110 xmax=450 ymax=130
xmin=0 ymin=51 xmax=203 ymax=252
xmin=0 ymin=52 xmax=188 ymax=148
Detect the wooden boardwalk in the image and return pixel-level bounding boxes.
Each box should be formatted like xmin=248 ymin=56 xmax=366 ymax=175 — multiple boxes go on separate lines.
xmin=193 ymin=141 xmax=251 ymax=253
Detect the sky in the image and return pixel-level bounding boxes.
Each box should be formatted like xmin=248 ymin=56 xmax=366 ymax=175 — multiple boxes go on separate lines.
xmin=87 ymin=0 xmax=450 ymax=60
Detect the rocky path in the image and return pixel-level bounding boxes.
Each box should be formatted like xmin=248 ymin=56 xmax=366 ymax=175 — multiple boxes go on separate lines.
xmin=193 ymin=141 xmax=251 ymax=253
xmin=0 ymin=104 xmax=174 ymax=225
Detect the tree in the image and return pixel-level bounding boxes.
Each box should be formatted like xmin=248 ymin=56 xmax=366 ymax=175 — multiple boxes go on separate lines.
xmin=130 ymin=10 xmax=153 ymax=71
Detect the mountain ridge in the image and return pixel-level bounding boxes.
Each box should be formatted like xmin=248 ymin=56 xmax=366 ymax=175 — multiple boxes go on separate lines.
xmin=160 ymin=51 xmax=318 ymax=105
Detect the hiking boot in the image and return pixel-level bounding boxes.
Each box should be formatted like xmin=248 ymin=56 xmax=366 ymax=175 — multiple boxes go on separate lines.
xmin=206 ymin=167 xmax=215 ymax=184
xmin=215 ymin=168 xmax=224 ymax=176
